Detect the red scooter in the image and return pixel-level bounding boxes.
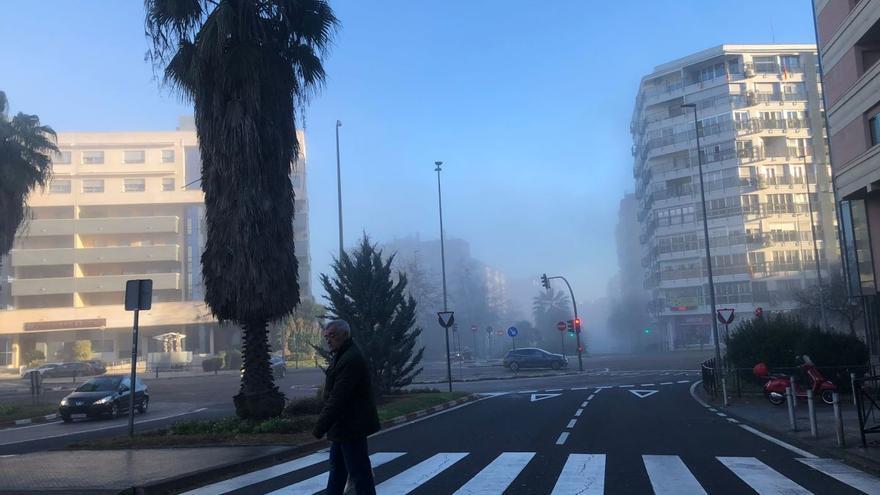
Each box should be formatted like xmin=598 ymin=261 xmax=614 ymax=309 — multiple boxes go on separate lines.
xmin=753 ymin=355 xmax=836 ymax=406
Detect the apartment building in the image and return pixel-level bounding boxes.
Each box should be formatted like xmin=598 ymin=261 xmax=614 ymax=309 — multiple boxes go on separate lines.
xmin=631 ymin=45 xmax=838 ymax=349
xmin=0 ymin=119 xmax=311 ymax=370
xmin=814 ymin=0 xmax=880 ymax=358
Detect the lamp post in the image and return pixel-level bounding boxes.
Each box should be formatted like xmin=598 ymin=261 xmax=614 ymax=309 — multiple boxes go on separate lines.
xmin=682 ymin=103 xmax=722 ymax=384
xmin=801 ymin=154 xmax=829 ymax=329
xmin=335 ymin=120 xmax=344 ymax=258
xmin=435 ymin=161 xmax=452 ymax=392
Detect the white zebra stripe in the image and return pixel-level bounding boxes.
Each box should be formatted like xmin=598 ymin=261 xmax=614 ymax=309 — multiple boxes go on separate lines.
xmin=179 ymin=452 xmax=329 ymax=495
xmin=798 ymin=457 xmax=880 ymax=494
xmin=550 ymin=454 xmax=605 ymax=495
xmin=717 ymin=457 xmax=812 ymax=494
xmin=452 ymin=452 xmax=535 ymax=495
xmin=376 ymin=452 xmax=468 ymax=495
xmin=642 ymin=455 xmax=707 ymax=495
xmin=266 ymin=452 xmax=405 ymax=495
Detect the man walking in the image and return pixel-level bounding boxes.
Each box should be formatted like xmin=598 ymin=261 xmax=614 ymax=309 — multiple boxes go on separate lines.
xmin=313 ymin=319 xmax=381 ymax=495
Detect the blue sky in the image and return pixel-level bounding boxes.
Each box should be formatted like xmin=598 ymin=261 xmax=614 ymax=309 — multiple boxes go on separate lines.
xmin=1 ymin=1 xmax=817 ymax=302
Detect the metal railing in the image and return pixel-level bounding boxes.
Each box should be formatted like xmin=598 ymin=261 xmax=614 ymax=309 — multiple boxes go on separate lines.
xmin=702 ymin=358 xmax=717 ymax=397
xmin=855 ymin=375 xmax=880 ymax=447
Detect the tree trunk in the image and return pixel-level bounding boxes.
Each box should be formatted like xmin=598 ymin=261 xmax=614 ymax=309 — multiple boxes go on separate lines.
xmin=233 ymin=319 xmax=285 ymax=419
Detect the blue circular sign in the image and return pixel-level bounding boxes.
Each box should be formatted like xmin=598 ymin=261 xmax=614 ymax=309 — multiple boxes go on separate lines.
xmin=507 ymin=326 xmax=518 ymax=337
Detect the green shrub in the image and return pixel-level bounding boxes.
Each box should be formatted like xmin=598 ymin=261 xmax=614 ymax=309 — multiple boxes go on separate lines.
xmin=168 ymin=415 xmax=314 ymax=436
xmin=201 ymin=357 xmax=224 ymax=372
xmin=225 ymin=350 xmax=242 ymax=370
xmin=22 ymin=349 xmax=45 ymax=367
xmin=283 ymin=396 xmax=324 ymax=417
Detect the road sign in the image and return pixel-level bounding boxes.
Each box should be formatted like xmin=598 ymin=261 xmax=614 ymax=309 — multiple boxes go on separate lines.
xmin=717 ymin=308 xmax=735 ymax=325
xmin=530 ymin=393 xmax=561 ymax=402
xmin=437 ymin=311 xmax=455 ymax=328
xmin=124 ymin=279 xmax=153 ymax=311
xmin=507 ymin=326 xmax=518 ymax=338
xmin=629 ymin=389 xmax=659 ymax=399
xmin=495 ymin=330 xmax=504 ymax=336
xmin=556 ymin=321 xmax=567 ymax=332
xmin=471 ymin=325 xmax=478 ymax=332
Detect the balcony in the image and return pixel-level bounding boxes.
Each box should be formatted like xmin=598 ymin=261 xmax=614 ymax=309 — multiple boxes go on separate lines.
xmin=11 ymin=272 xmax=180 ymax=297
xmin=19 ymin=216 xmax=180 ymax=237
xmin=9 ymin=245 xmax=180 ymax=267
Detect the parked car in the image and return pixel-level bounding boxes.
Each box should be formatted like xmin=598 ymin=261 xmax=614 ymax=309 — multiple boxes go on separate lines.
xmin=59 ymin=375 xmax=148 ymax=423
xmin=42 ymin=362 xmax=95 ymax=379
xmin=270 ymin=356 xmax=287 ymax=378
xmin=503 ymin=348 xmax=568 ymax=372
xmin=20 ymin=363 xmax=62 ymax=379
xmin=82 ymin=360 xmax=107 ymax=375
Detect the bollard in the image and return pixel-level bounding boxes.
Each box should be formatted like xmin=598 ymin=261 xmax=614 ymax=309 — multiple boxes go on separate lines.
xmin=807 ymin=389 xmax=818 ymax=439
xmin=790 ymin=375 xmax=797 ymax=412
xmin=851 ymin=372 xmax=857 ymax=407
xmin=786 ymin=386 xmax=798 ymax=431
xmin=833 ymin=392 xmax=845 ymax=447
xmin=722 ymin=377 xmax=729 ymax=407
xmin=155 ymin=366 xmax=159 ymax=379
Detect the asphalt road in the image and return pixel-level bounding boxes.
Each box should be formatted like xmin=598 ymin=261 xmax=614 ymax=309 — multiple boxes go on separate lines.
xmin=181 ymin=372 xmax=880 ymax=494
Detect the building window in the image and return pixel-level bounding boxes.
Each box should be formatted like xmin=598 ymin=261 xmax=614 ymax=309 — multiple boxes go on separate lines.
xmin=0 ymin=338 xmax=10 ymax=366
xmin=869 ymin=114 xmax=880 ymax=146
xmin=53 ymin=151 xmax=71 ymax=164
xmin=161 ymin=150 xmax=175 ymax=163
xmin=82 ymin=179 xmax=104 ymax=193
xmin=162 ymin=177 xmax=176 ymax=191
xmin=82 ymin=151 xmax=104 ymax=164
xmin=124 ymin=178 xmax=146 ymax=192
xmin=123 ymin=150 xmax=146 ymax=164
xmin=753 ymin=56 xmax=778 ymax=74
xmin=49 ymin=179 xmax=71 ymax=194
xmin=780 ymin=55 xmax=801 ymax=72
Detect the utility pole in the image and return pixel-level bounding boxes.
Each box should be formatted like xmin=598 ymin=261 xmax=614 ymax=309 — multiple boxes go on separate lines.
xmin=435 ymin=161 xmax=452 ymax=392
xmin=802 ymin=154 xmax=829 ymax=329
xmin=542 ymin=274 xmax=583 ymax=372
xmin=335 ymin=120 xmax=344 ymax=258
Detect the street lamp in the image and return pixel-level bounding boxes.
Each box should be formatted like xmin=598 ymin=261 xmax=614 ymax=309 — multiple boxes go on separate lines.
xmin=542 ymin=274 xmax=584 ymax=372
xmin=801 ymin=154 xmax=829 ymax=329
xmin=681 ymin=103 xmax=722 ymax=383
xmin=435 ymin=161 xmax=452 ymax=392
xmin=335 ymin=120 xmax=344 ymax=258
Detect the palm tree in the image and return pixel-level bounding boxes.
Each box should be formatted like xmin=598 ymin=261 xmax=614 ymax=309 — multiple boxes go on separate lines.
xmin=145 ymin=1 xmax=338 ymax=419
xmin=0 ymin=91 xmax=58 ymax=282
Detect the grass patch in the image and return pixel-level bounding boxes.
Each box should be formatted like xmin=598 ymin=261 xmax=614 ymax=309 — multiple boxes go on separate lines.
xmin=0 ymin=403 xmax=57 ymax=422
xmin=376 ymin=392 xmax=468 ymax=422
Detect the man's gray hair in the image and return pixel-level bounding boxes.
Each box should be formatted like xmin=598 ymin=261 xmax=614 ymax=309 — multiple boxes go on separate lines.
xmin=325 ymin=319 xmax=351 ymax=335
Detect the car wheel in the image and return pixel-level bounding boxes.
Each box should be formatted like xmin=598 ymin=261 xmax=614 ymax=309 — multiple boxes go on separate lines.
xmin=509 ymin=362 xmax=520 ymax=372
xmin=110 ymin=403 xmax=120 ymax=419
xmin=821 ymin=389 xmax=834 ymax=405
xmin=551 ymin=362 xmax=561 ymax=371
xmin=61 ymin=414 xmax=72 ymax=423
xmin=138 ymin=397 xmax=149 ymax=414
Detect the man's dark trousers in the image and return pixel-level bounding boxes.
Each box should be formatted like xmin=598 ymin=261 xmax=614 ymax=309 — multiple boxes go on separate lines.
xmin=326 ymin=436 xmax=376 ymax=495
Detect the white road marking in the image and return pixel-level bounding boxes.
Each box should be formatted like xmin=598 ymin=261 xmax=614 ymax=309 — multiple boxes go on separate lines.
xmin=798 ymin=458 xmax=880 ymax=494
xmin=566 ymin=419 xmax=577 ymax=428
xmin=619 ymin=384 xmax=634 ymax=388
xmin=519 ymin=390 xmax=538 ymax=394
xmin=660 ymin=382 xmax=674 ymax=385
xmin=678 ymin=380 xmax=691 ymax=383
xmin=587 ymin=394 xmax=595 ymax=400
xmin=377 ymin=453 xmax=468 ymax=495
xmin=575 ymin=408 xmax=584 ymax=417
xmin=643 ymin=455 xmax=707 ymax=495
xmin=727 ymin=418 xmax=740 ymax=424
xmin=453 ymin=452 xmax=535 ymax=495
xmin=737 ymin=424 xmax=817 ymax=459
xmin=717 ymin=457 xmax=812 ymax=494
xmin=641 ymin=383 xmax=655 ymax=386
xmin=629 ymin=390 xmax=659 ymax=399
xmin=180 ymin=453 xmax=329 ymax=495
xmin=571 ymin=386 xmax=591 ymax=391
xmin=708 ymin=408 xmax=717 ymax=412
xmin=530 ymin=393 xmax=561 ymax=402
xmin=581 ymin=401 xmax=588 ymax=407
xmin=268 ymin=452 xmax=404 ymax=494
xmin=545 ymin=388 xmax=563 ymax=392
xmin=716 ymin=413 xmax=728 ymax=417
xmin=555 ymin=432 xmax=570 ymax=445
xmin=551 ymin=454 xmax=605 ymax=494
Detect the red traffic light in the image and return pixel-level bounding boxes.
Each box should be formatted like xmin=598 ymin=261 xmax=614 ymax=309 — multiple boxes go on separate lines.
xmin=574 ymin=318 xmax=582 ymax=333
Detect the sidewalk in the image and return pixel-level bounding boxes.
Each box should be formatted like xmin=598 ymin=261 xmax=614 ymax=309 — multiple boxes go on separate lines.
xmin=698 ymin=386 xmax=880 ymax=473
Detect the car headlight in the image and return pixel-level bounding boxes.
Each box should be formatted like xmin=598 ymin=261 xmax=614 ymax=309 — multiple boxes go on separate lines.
xmin=60 ymin=398 xmax=68 ymax=406
xmin=94 ymin=396 xmax=113 ymax=405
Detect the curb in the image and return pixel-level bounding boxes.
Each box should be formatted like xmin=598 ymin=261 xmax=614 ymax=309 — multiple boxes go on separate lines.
xmin=0 ymin=412 xmax=58 ymax=429
xmin=130 ymin=394 xmax=481 ymax=494
xmin=692 ymin=381 xmax=880 ymax=476
xmin=412 ymin=371 xmax=581 ymax=385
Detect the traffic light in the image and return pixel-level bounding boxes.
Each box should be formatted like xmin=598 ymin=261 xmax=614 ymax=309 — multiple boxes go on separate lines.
xmin=574 ymin=318 xmax=582 ymax=334
xmin=644 ymin=328 xmax=652 ymax=334
xmin=541 ymin=273 xmax=550 ymax=290
xmin=566 ymin=320 xmax=573 ymax=331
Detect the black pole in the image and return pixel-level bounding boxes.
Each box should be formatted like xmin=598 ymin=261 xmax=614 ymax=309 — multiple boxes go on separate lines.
xmin=436 ymin=161 xmax=452 ymax=393
xmin=335 ymin=120 xmax=344 ymax=258
xmin=549 ymin=276 xmax=583 ymax=371
xmin=128 ymin=309 xmax=139 ymax=438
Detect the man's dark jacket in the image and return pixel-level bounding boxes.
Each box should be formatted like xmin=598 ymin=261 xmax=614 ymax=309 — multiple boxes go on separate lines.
xmin=314 ymin=339 xmax=381 ymax=442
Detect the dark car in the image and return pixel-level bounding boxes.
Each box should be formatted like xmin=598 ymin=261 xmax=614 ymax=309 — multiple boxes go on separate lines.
xmin=82 ymin=360 xmax=107 ymax=375
xmin=20 ymin=363 xmax=62 ymax=379
xmin=42 ymin=362 xmax=95 ymax=379
xmin=59 ymin=375 xmax=149 ymax=423
xmin=270 ymin=356 xmax=287 ymax=378
xmin=503 ymin=348 xmax=568 ymax=372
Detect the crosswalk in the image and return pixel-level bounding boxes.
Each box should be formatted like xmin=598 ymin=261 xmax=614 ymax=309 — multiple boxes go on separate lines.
xmin=182 ymin=450 xmax=880 ymax=495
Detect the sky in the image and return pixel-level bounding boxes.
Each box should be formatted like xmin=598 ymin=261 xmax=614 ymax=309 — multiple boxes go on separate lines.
xmin=1 ymin=1 xmax=818 ymax=304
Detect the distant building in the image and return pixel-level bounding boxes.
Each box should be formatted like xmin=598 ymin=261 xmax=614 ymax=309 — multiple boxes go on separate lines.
xmin=632 ymin=45 xmax=838 ymax=349
xmin=0 ymin=119 xmax=310 ymax=371
xmin=814 ymin=0 xmax=880 ymax=360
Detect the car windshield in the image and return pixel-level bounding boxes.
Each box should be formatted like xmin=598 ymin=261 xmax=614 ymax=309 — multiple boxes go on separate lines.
xmin=75 ymin=377 xmax=121 ymax=392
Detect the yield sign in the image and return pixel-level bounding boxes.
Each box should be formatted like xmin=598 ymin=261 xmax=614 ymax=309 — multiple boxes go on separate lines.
xmin=437 ymin=311 xmax=455 ymax=328
xmin=530 ymin=393 xmax=561 ymax=402
xmin=629 ymin=389 xmax=659 ymax=399
xmin=717 ymin=308 xmax=735 ymax=325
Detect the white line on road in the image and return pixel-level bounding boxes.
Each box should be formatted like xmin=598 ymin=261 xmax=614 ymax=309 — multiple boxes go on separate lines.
xmin=677 ymin=380 xmax=691 ymax=383
xmin=619 ymin=384 xmax=634 ymax=388
xmin=641 ymin=383 xmax=655 ymax=386
xmin=716 ymin=413 xmax=728 ymax=417
xmin=518 ymin=390 xmax=537 ymax=394
xmin=642 ymin=455 xmax=707 ymax=495
xmin=377 ymin=453 xmax=468 ymax=495
xmin=575 ymin=408 xmax=583 ymax=417
xmin=717 ymin=457 xmax=812 ymax=494
xmin=551 ymin=454 xmax=605 ymax=494
xmin=571 ymin=386 xmax=591 ymax=391
xmin=738 ymin=425 xmax=817 ymax=459
xmin=798 ymin=457 xmax=880 ymax=494
xmin=581 ymin=402 xmax=587 ymax=407
xmin=727 ymin=418 xmax=740 ymax=424
xmin=566 ymin=419 xmax=577 ymax=429
xmin=181 ymin=453 xmax=329 ymax=495
xmin=555 ymin=432 xmax=569 ymax=445
xmin=453 ymin=452 xmax=535 ymax=495
xmin=587 ymin=394 xmax=595 ymax=401
xmin=660 ymin=382 xmax=674 ymax=385
xmin=266 ymin=452 xmax=404 ymax=494
xmin=545 ymin=389 xmax=563 ymax=392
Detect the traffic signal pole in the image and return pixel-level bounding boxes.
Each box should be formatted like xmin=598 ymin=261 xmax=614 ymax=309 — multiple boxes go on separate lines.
xmin=542 ymin=274 xmax=583 ymax=372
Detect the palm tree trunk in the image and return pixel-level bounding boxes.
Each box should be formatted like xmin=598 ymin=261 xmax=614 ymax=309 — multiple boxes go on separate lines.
xmin=233 ymin=319 xmax=285 ymax=419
